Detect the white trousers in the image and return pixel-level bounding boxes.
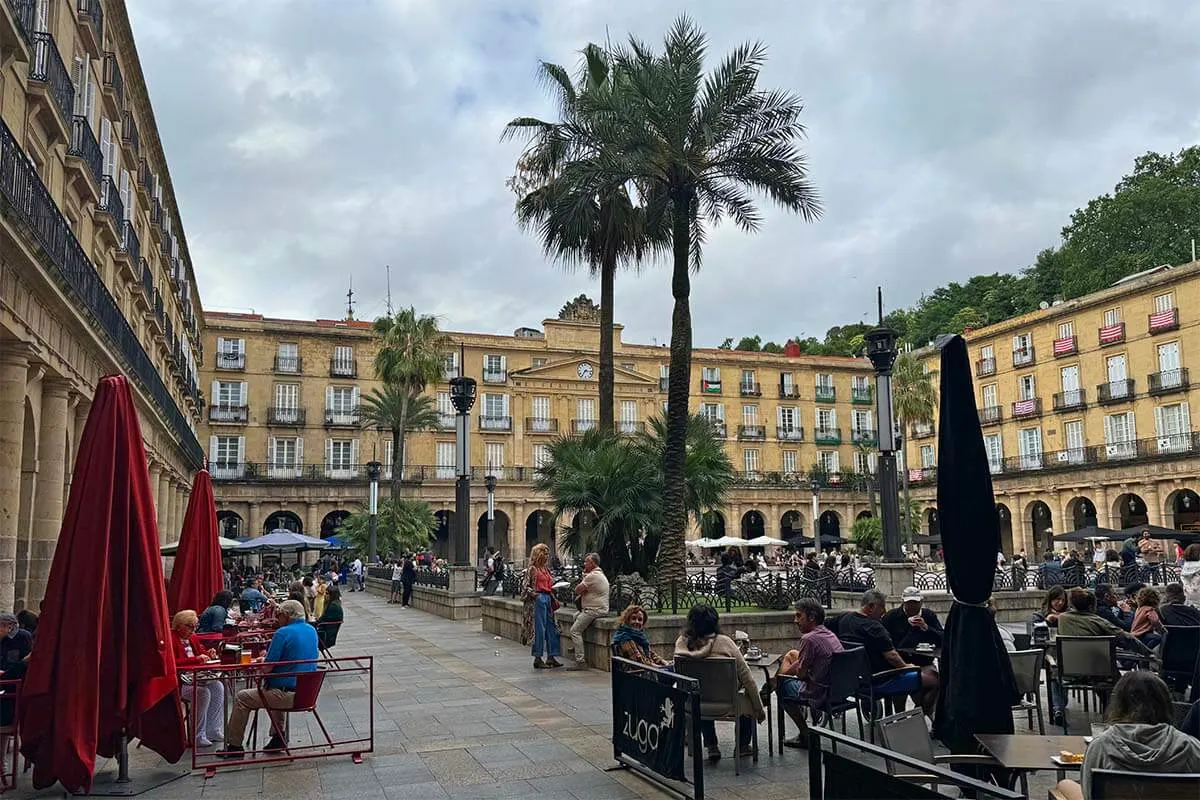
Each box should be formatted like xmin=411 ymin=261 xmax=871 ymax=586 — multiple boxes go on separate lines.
xmin=180 ymin=679 xmax=226 ymax=741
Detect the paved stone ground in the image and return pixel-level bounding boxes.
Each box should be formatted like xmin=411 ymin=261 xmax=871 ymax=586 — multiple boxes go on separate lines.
xmin=7 ymin=594 xmax=1080 ymax=799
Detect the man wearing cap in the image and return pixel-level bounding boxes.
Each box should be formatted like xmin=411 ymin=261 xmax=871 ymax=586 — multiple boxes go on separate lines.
xmin=882 ymin=587 xmax=944 ymax=666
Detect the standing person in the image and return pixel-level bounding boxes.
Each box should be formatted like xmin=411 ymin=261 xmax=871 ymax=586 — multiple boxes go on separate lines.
xmin=314 ymin=575 xmax=329 ymax=619
xmin=482 ymin=547 xmax=499 ymax=595
xmin=350 ymin=555 xmax=364 ymax=592
xmin=170 ymin=610 xmax=224 ymax=747
xmin=1181 ymin=543 xmax=1200 ymax=606
xmin=526 ymin=542 xmax=562 ymax=669
xmin=401 ymin=554 xmax=416 ymax=608
xmin=490 ymin=549 xmax=506 ymax=596
xmin=772 ymin=598 xmax=844 ymax=748
xmin=389 ymin=558 xmax=404 ymax=604
xmin=568 ymin=553 xmax=610 ymax=668
xmin=302 ymin=576 xmax=316 ymax=616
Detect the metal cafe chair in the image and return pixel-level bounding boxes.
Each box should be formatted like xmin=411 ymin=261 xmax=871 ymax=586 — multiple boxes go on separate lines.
xmin=874 ymin=708 xmax=1000 ymax=792
xmin=249 ymin=668 xmax=333 ymax=754
xmin=1008 ymin=648 xmax=1046 ymax=734
xmin=1159 ymin=625 xmax=1200 ymax=695
xmin=776 ymin=646 xmax=867 ymax=754
xmin=1055 ymin=635 xmax=1118 ymax=732
xmin=673 ymin=655 xmax=758 ymax=775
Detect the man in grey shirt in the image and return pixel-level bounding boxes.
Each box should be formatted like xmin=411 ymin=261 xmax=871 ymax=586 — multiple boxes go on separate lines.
xmin=569 ymin=553 xmax=609 ymax=667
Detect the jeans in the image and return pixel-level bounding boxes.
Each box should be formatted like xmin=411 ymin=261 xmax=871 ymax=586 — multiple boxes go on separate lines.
xmin=531 ymin=593 xmax=561 ymax=658
xmin=700 ymin=717 xmax=755 ymax=749
xmin=1049 ymin=677 xmax=1066 ymax=712
xmin=569 ymin=609 xmax=604 ymax=661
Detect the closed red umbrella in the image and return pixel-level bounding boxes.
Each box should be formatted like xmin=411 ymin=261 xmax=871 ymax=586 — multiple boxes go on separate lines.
xmin=167 ymin=469 xmax=223 ymax=615
xmin=19 ymin=375 xmax=186 ymax=793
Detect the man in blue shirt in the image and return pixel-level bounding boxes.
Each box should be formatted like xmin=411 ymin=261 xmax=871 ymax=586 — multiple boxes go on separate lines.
xmin=219 ymin=600 xmax=318 ymax=757
xmin=239 ymin=578 xmax=268 ymax=613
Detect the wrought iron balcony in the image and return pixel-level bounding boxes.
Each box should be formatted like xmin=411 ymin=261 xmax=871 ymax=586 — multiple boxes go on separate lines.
xmin=1098 ymin=322 xmax=1125 ymax=346
xmin=618 ymin=420 xmax=645 ymax=434
xmin=1052 ymin=389 xmax=1087 ymax=412
xmin=1149 ymin=308 xmax=1179 ymax=334
xmin=570 ymin=419 xmax=597 ymax=434
xmin=851 ymin=428 xmax=879 ymax=445
xmin=98 ymin=175 xmax=123 ymax=228
xmin=1011 ymin=398 xmax=1042 ymax=418
xmin=67 ymin=116 xmax=103 ymax=192
xmin=3 ymin=0 xmax=34 ymax=50
xmin=436 ymin=412 xmax=456 ymax=430
xmin=814 ymin=427 xmax=841 ymax=444
xmin=266 ymin=407 xmax=306 ymax=426
xmin=323 ymin=407 xmax=361 ymax=427
xmin=139 ymin=258 xmax=154 ymax=299
xmin=703 ymin=420 xmax=727 ymax=438
xmin=776 ymin=426 xmax=804 ymax=442
xmin=480 ymin=415 xmax=512 ymax=432
xmin=737 ymin=424 xmax=766 ymax=441
xmin=978 ymin=405 xmax=1003 ymax=426
xmin=29 ymin=32 xmax=74 ymax=139
xmin=851 ymin=386 xmax=873 ymax=405
xmin=739 ymin=381 xmax=761 ymax=397
xmin=779 ymin=383 xmax=800 ymax=399
xmin=101 ymin=52 xmax=123 ymax=112
xmin=215 ymin=352 xmax=245 ymax=370
xmin=658 ymin=376 xmax=669 ymax=391
xmin=814 ymin=385 xmax=836 ymax=403
xmin=1052 ymin=336 xmax=1078 ymax=358
xmin=975 ymin=357 xmax=996 ymax=377
xmin=76 ymin=0 xmax=103 ymax=54
xmin=121 ymin=109 xmax=139 ymax=159
xmin=208 ymin=404 xmax=248 ymax=424
xmin=1097 ymin=379 xmax=1135 ymax=405
xmin=137 ymin=158 xmax=153 ymax=199
xmin=482 ymin=369 xmax=507 ymax=384
xmin=525 ymin=417 xmax=559 ymax=434
xmin=911 ymin=423 xmax=935 ymax=439
xmin=273 ymin=355 xmax=302 ymax=374
xmin=1148 ymin=368 xmax=1189 ymax=396
xmin=329 ymin=358 xmax=356 ymax=377
xmin=160 ymin=227 xmax=174 ymax=258
xmin=1012 ymin=346 xmax=1036 ymax=367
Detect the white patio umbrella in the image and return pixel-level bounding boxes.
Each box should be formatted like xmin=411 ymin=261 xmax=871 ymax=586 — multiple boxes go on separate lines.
xmin=686 ymin=538 xmax=715 ymax=548
xmin=744 ymin=535 xmax=789 ymax=547
xmin=160 ymin=535 xmax=242 ymax=556
xmin=709 ymin=536 xmax=748 ymax=548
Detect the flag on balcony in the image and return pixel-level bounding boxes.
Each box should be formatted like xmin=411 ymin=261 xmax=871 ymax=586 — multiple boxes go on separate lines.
xmin=908 ymin=468 xmax=924 ymax=482
xmin=1150 ymin=308 xmax=1178 ymax=331
xmin=1098 ymin=323 xmax=1125 ymax=344
xmin=1052 ymin=336 xmax=1076 ymax=355
xmin=701 ymin=380 xmax=721 ymax=393
xmin=1013 ymin=398 xmax=1037 ymax=416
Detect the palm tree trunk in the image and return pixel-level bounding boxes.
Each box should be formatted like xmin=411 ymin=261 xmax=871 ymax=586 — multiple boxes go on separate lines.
xmin=598 ymin=252 xmax=616 ymax=433
xmin=868 ymin=466 xmax=878 ymax=519
xmin=659 ymin=197 xmax=693 ymax=584
xmin=393 ymin=394 xmax=409 ymax=498
xmin=900 ymin=440 xmax=912 ymax=544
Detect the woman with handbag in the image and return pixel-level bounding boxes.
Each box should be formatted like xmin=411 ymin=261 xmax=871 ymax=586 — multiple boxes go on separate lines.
xmin=171 ymin=610 xmax=225 ymax=747
xmin=526 ymin=543 xmax=563 ymax=669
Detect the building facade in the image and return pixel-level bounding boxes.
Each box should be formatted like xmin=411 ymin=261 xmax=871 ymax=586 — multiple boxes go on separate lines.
xmin=201 ymin=302 xmax=881 ymax=565
xmin=0 ymin=0 xmax=204 ymax=611
xmin=906 ymin=259 xmax=1200 ymax=557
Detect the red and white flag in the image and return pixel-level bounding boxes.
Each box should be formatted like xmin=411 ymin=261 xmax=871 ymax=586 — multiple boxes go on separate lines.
xmin=1150 ymin=309 xmax=1177 ymax=330
xmin=1098 ymin=323 xmax=1124 ymax=344
xmin=1052 ymin=336 xmax=1076 ymax=355
xmin=1013 ymin=398 xmax=1037 ymax=416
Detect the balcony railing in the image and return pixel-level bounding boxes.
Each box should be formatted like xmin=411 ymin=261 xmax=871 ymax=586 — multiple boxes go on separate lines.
xmin=436 ymin=412 xmax=456 ymax=430
xmin=77 ymin=0 xmax=103 ymax=47
xmin=98 ymin=175 xmax=123 ymax=226
xmin=779 ymin=384 xmax=800 ymax=399
xmin=979 ymin=405 xmax=1003 ymax=426
xmin=1052 ymin=336 xmax=1078 ymax=358
xmin=139 ymin=258 xmax=154 ymax=298
xmin=851 ymin=386 xmax=873 ymax=405
xmin=329 ymin=358 xmax=357 ymax=377
xmin=851 ymin=428 xmax=878 ymax=445
xmin=618 ymin=420 xmax=645 ymax=434
xmin=266 ymin=407 xmax=306 ymax=426
xmin=1097 ymin=379 xmax=1135 ymax=405
xmin=526 ymin=417 xmax=559 ymax=434
xmin=0 ymin=117 xmax=201 ymax=467
xmin=324 ymin=407 xmax=360 ymax=427
xmin=1098 ymin=322 xmax=1125 ymax=346
xmin=776 ymin=426 xmax=804 ymax=442
xmin=1012 ymin=347 xmax=1035 ymax=367
xmin=121 ymin=109 xmax=139 ymax=158
xmin=737 ymin=424 xmax=766 ymax=441
xmin=739 ymin=381 xmax=761 ymax=397
xmin=480 ymin=415 xmax=512 ymax=432
xmin=570 ymin=419 xmax=597 ymax=434
xmin=1052 ymin=389 xmax=1086 ymax=412
xmin=975 ymin=357 xmax=996 ymax=377
xmin=814 ymin=385 xmax=836 ymax=403
xmin=1148 ymin=368 xmax=1189 ymax=396
xmin=208 ymin=405 xmax=248 ymax=424
xmin=6 ymin=0 xmax=33 ymax=44
xmin=30 ymin=32 xmax=74 ymax=133
xmin=102 ymin=51 xmax=123 ymax=110
xmin=210 ymin=463 xmax=550 ymax=484
xmin=215 ymin=352 xmax=245 ymax=370
xmin=67 ymin=116 xmax=103 ymax=189
xmin=273 ymin=355 xmax=302 ymax=374
xmin=482 ymin=370 xmax=507 ymax=384
xmin=119 ymin=221 xmax=139 ymax=266
xmin=1011 ymin=398 xmax=1042 ymax=418
xmin=1149 ymin=308 xmax=1179 ymax=334
xmin=980 ymin=432 xmax=1200 ymax=479
xmin=658 ymin=376 xmax=669 ymax=391
xmin=160 ymin=227 xmax=174 ymax=257
xmin=911 ymin=423 xmax=935 ymax=439
xmin=702 ymin=420 xmax=727 ymax=438
xmin=814 ymin=427 xmax=841 ymax=444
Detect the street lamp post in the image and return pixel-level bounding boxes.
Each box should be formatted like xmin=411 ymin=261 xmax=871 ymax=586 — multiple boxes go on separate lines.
xmin=485 ymin=473 xmax=497 ymax=558
xmin=810 ymin=478 xmax=820 ymax=551
xmin=449 ymin=351 xmax=477 ymax=567
xmin=366 ymin=460 xmax=382 ymax=563
xmin=865 ymin=288 xmax=903 ymax=562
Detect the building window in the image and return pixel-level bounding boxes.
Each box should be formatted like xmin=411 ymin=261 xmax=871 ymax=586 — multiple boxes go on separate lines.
xmin=852 ymin=409 xmax=872 ymax=436
xmin=619 ymin=400 xmax=638 ymax=433
xmin=854 ymin=450 xmax=875 ymax=474
xmin=329 ymin=386 xmax=356 ymax=412
xmin=484 ymin=354 xmax=507 ymax=382
xmin=1057 ymin=321 xmax=1074 ymax=339
xmin=533 ymin=444 xmax=551 ymax=471
xmin=1063 ymin=420 xmax=1085 ymax=463
xmin=276 ymin=342 xmax=299 ymax=373
xmin=443 ymin=351 xmax=459 ymax=379
xmin=273 ymin=383 xmax=299 ymax=422
xmin=984 ymin=434 xmax=1003 ymax=474
xmin=982 ymin=383 xmax=997 ymax=408
xmin=482 ymin=393 xmax=510 ymax=429
xmin=1018 ymin=427 xmax=1043 ymax=470
xmin=485 ymin=443 xmax=504 ymax=471
xmin=700 ymin=403 xmax=723 ymax=422
xmin=742 ymin=404 xmax=759 ymax=425
xmin=920 ymin=445 xmax=935 ymax=468
xmin=819 ymin=450 xmax=839 ymax=474
xmin=1154 ymin=292 xmax=1174 ymax=314
xmin=1018 ymin=375 xmax=1036 ymax=400
xmin=215 ymin=337 xmax=245 ymax=369
xmin=702 ymin=366 xmax=721 ymax=382
xmin=268 ymin=437 xmax=302 ymax=477
xmin=782 ymin=450 xmax=798 ymax=475
xmin=980 ymin=344 xmax=994 ymax=360
xmin=436 ymin=442 xmax=456 ymax=479
xmin=816 ymin=408 xmax=835 ymax=432
xmin=436 ymin=392 xmax=454 ymax=427
xmin=210 ymin=435 xmax=243 ymax=477
xmin=216 ymin=380 xmax=242 ymax=407
xmin=326 ymin=439 xmax=357 ymax=477
xmin=1155 ymin=403 xmax=1191 ymax=453
xmin=1103 ymin=308 xmax=1122 ymax=327
xmin=743 ymin=449 xmax=760 ymax=474
xmin=1104 ymin=412 xmax=1136 ymax=459
xmin=532 ymin=357 xmax=547 ymax=368
xmin=332 ymin=345 xmax=354 ymax=375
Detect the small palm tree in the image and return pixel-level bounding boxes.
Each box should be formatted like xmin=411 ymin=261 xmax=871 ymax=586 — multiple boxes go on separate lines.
xmin=359 ymin=389 xmax=440 ymax=487
xmin=372 ymin=307 xmax=449 ymax=495
xmin=339 ymin=497 xmax=438 ymax=558
xmin=585 ymin=17 xmax=822 ymax=580
xmin=504 ymin=44 xmax=662 ymax=432
xmin=893 ymin=353 xmax=938 ymax=541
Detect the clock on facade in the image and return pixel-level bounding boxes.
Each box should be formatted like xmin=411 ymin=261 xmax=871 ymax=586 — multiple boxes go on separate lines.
xmin=577 ymin=362 xmax=594 ymax=379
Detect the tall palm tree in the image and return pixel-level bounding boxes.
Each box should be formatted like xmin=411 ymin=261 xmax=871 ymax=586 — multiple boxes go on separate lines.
xmin=892 ymin=352 xmax=938 ymax=542
xmin=585 ymin=17 xmax=821 ymax=579
xmin=359 ymin=387 xmax=441 ymax=495
xmin=372 ymin=307 xmax=450 ymax=495
xmin=503 ymin=44 xmax=660 ymax=432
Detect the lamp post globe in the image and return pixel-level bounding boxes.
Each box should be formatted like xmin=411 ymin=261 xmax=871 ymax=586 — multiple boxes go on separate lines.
xmin=449 ymin=375 xmax=477 ymax=413
xmin=366 ymin=460 xmax=382 ymax=563
xmin=866 ymin=309 xmax=903 ymax=562
xmin=449 ymin=374 xmax=477 ymax=566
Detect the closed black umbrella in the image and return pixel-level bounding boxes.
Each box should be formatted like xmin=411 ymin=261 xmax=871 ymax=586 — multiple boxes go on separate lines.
xmin=931 ymin=336 xmax=1019 ymax=753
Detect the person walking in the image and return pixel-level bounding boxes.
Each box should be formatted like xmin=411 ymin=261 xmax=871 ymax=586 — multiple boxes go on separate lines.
xmin=350 ymin=556 xmax=364 ymax=592
xmin=526 ymin=543 xmax=562 ymax=669
xmin=401 ymin=554 xmax=416 ymax=607
xmin=568 ymin=553 xmax=609 ymax=667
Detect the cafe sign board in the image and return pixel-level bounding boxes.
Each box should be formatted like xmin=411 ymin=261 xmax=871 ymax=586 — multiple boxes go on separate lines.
xmin=610 ymin=658 xmax=704 ymax=799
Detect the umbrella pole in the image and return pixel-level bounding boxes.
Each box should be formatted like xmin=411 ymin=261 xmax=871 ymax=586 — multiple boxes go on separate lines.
xmin=117 ymin=735 xmax=130 ymax=783
xmin=89 ymin=732 xmax=187 ymax=796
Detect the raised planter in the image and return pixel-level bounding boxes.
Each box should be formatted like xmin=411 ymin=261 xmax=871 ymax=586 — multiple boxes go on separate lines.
xmin=365 ymin=567 xmax=481 ymax=620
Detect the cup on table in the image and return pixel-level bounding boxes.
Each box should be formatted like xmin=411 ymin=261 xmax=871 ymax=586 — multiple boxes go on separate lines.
xmin=239 ymin=651 xmax=252 ymax=665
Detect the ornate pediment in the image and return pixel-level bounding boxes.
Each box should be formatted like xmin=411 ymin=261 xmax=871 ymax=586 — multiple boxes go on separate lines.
xmin=558 ymin=294 xmax=600 ymax=323
xmin=510 ymin=357 xmax=656 ymax=386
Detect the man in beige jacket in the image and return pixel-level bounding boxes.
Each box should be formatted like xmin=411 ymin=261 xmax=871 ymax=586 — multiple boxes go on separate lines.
xmin=569 ymin=553 xmax=610 ymax=666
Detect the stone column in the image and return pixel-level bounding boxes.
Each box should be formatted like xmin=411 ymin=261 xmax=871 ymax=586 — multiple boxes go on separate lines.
xmin=1054 ymin=491 xmax=1069 ymax=537
xmin=305 ymin=502 xmax=321 ymax=538
xmin=27 ymin=379 xmax=70 ymax=610
xmin=148 ymin=463 xmax=162 ymax=542
xmin=1095 ymin=484 xmax=1111 ymax=528
xmin=510 ymin=500 xmax=524 ymax=561
xmin=174 ymin=484 xmax=188 ymax=541
xmin=157 ymin=471 xmax=171 ymax=544
xmin=728 ymin=503 xmax=742 ymax=538
xmin=247 ymin=502 xmax=261 ymax=539
xmin=0 ymin=347 xmax=30 ymax=611
xmin=1145 ymin=482 xmax=1163 ymax=527
xmin=768 ymin=503 xmax=781 ymax=538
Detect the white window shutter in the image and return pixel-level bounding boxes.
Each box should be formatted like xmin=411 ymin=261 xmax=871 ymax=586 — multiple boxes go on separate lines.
xmin=239 ymin=381 xmax=247 ymax=405
xmin=295 ymin=438 xmax=304 ymax=467
xmin=1126 ymin=412 xmax=1136 ymax=440
xmin=210 ymin=380 xmax=219 ymax=401
xmin=99 ymin=119 xmax=112 ymax=175
xmin=777 ymin=407 xmax=783 ymax=427
xmin=268 ymin=436 xmax=277 ymax=465
xmin=502 ymin=394 xmax=510 ymax=417
xmin=500 ymin=355 xmax=507 ymax=373
xmin=72 ymin=58 xmax=85 ymax=114
xmin=352 ymin=387 xmax=360 ymax=408
xmin=1155 ymin=406 xmax=1166 ymax=437
xmin=208 ymin=435 xmax=218 ymax=461
xmin=325 ymin=386 xmax=333 ymax=411
xmin=120 ymin=169 xmax=131 ymax=219
xmin=217 ymin=336 xmax=225 ymax=353
xmin=325 ymin=438 xmax=332 ymax=468
xmin=351 ymin=439 xmax=360 ymax=467
xmin=236 ymin=436 xmax=245 ymax=465
xmin=830 ymin=409 xmax=838 ymax=428
xmin=384 ymin=439 xmax=393 ymax=466
xmin=1182 ymin=402 xmax=1191 ymax=432
xmin=831 ymin=452 xmax=840 ymax=472
xmin=1103 ymin=415 xmax=1115 ymax=444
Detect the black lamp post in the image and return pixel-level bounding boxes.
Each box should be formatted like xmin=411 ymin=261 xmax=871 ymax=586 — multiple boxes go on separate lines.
xmin=864 ymin=288 xmax=902 ymax=562
xmin=810 ymin=478 xmax=821 ymax=549
xmin=366 ymin=460 xmax=382 ymax=563
xmin=485 ymin=473 xmax=497 ymax=559
xmin=449 ymin=349 xmax=477 ymax=566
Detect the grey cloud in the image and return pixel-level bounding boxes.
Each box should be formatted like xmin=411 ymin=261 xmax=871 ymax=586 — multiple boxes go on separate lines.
xmin=126 ymin=0 xmax=1200 ymax=347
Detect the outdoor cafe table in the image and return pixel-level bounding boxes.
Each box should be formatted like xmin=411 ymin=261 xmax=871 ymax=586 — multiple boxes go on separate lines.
xmin=746 ymin=653 xmax=782 ymax=754
xmin=975 ymin=733 xmax=1087 ymax=797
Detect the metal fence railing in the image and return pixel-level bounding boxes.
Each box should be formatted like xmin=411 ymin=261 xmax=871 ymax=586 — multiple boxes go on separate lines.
xmin=913 ymin=562 xmax=1183 ymax=593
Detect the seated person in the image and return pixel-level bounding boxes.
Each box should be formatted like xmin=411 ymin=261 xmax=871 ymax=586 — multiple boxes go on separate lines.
xmin=774 ymin=598 xmax=843 ymax=748
xmin=1095 ymin=585 xmax=1132 ymax=631
xmin=881 ymin=586 xmax=943 ymax=665
xmin=239 ymin=578 xmax=268 ymax=613
xmin=674 ymin=604 xmax=765 ymax=762
xmin=219 ymin=600 xmax=318 ymax=757
xmin=1052 ymin=672 xmax=1200 ymax=800
xmin=1057 ymin=588 xmax=1154 ymax=656
xmin=197 ymin=590 xmax=235 ymax=633
xmin=1031 ymin=585 xmax=1068 ymax=629
xmin=986 ymin=597 xmax=1016 ymax=652
xmin=1130 ymin=586 xmax=1166 ymax=649
xmin=0 ymin=612 xmax=33 ymax=728
xmin=833 ymin=590 xmax=937 ymax=718
xmin=1159 ymin=583 xmax=1200 ymax=627
xmin=315 ymin=585 xmax=343 ymax=649
xmin=170 ymin=610 xmax=224 ymax=747
xmin=611 ymin=605 xmax=670 ymax=669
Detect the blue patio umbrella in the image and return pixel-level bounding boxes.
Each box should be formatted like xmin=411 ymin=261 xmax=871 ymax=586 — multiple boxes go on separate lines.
xmin=235 ymin=529 xmax=330 ymax=552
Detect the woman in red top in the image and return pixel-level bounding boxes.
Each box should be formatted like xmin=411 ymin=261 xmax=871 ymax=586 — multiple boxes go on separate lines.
xmin=171 ymin=610 xmax=225 ymax=747
xmin=527 ymin=543 xmax=562 ymax=669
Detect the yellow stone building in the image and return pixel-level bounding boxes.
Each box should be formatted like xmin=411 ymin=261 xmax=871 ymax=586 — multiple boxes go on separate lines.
xmin=201 ymin=302 xmax=883 ymax=565
xmin=0 ymin=1 xmax=205 ymax=611
xmin=906 ymin=259 xmax=1200 ymax=557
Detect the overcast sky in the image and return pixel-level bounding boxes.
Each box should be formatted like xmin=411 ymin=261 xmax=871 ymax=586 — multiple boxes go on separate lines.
xmin=127 ymin=0 xmax=1200 ymax=348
